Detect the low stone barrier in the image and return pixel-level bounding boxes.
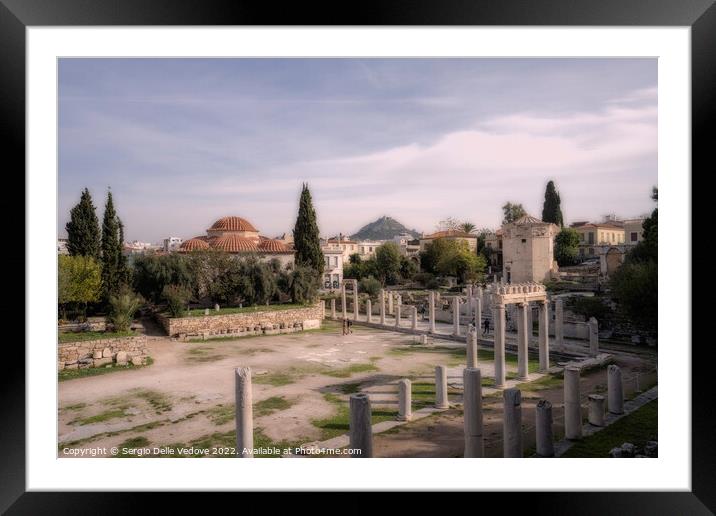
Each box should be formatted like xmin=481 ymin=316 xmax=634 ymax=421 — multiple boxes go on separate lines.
xmin=58 ymin=335 xmax=149 ymax=371
xmin=155 ymin=302 xmax=325 ymax=338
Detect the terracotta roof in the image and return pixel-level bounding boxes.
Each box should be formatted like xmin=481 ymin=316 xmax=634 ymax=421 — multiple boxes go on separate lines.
xmin=179 ymin=238 xmax=210 ymax=251
xmin=512 ymin=215 xmax=544 ymax=225
xmin=208 ymin=216 xmax=258 ymax=233
xmin=258 ymin=239 xmax=293 ymax=253
xmin=211 ymin=234 xmax=260 ymax=253
xmin=422 ymin=230 xmax=477 ymax=239
xmin=574 ymin=223 xmax=624 ymax=230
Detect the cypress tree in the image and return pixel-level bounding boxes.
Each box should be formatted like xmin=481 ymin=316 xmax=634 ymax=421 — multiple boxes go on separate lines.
xmin=541 ymin=180 xmax=564 ymax=227
xmin=101 ymin=190 xmax=121 ymax=301
xmin=292 ymin=183 xmax=324 ymax=274
xmin=65 ymin=188 xmax=101 ymax=258
xmin=117 ymin=217 xmax=131 ymax=286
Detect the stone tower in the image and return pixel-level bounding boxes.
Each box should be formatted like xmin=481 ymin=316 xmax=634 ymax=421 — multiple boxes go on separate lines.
xmin=501 ymin=215 xmax=559 ymax=283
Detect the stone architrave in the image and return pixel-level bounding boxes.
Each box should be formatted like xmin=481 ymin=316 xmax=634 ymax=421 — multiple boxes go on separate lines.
xmin=330 ymin=298 xmax=336 ymax=319
xmin=538 ymin=300 xmax=550 ymax=372
xmin=349 ymin=394 xmax=373 ymax=458
xmin=588 ymin=394 xmax=605 ymax=426
xmin=564 ymin=366 xmax=582 ymax=440
xmin=588 ymin=317 xmax=599 ymax=356
xmin=366 ymin=299 xmax=372 ymax=323
xmin=235 ymin=367 xmax=253 ymax=457
xmin=452 ymin=297 xmax=461 ymax=337
xmin=493 ymin=304 xmax=506 ymax=388
xmin=388 ymin=292 xmax=394 ymax=315
xmin=428 ymin=291 xmax=436 ymax=333
xmin=607 ymin=365 xmax=624 ymax=415
xmin=398 ymin=379 xmax=412 ymax=421
xmin=435 ymin=365 xmax=449 ymax=409
xmin=341 ymin=285 xmax=347 ymax=320
xmin=517 ymin=303 xmax=529 ymax=380
xmin=535 ymin=399 xmax=555 ymax=457
xmin=411 ymin=306 xmax=418 ymax=330
xmin=554 ymin=298 xmax=564 ymax=349
xmin=352 ymin=280 xmax=359 ymax=321
xmin=463 ymin=368 xmax=484 ymax=458
xmin=466 ymin=329 xmax=478 ymax=369
xmin=503 ymin=388 xmax=523 ymax=458
xmin=395 ymin=302 xmax=401 ymax=328
xmin=379 ymin=289 xmax=386 ymax=325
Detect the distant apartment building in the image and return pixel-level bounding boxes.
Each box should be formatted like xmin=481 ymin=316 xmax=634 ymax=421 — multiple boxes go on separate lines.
xmin=163 ymin=236 xmax=183 ymax=253
xmin=123 ymin=240 xmax=159 ymax=256
xmin=419 ymin=229 xmax=478 ymax=253
xmin=57 ymin=238 xmax=69 ymax=255
xmin=357 ymin=240 xmax=382 ymax=258
xmin=570 ymin=222 xmax=625 ymax=257
xmin=623 ymin=218 xmax=646 ymax=246
xmin=323 ymin=234 xmax=359 ymax=262
xmin=322 ymin=249 xmax=344 ymax=291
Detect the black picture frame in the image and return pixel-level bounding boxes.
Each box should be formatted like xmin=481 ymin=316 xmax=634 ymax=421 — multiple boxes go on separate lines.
xmin=2 ymin=0 xmax=710 ymax=512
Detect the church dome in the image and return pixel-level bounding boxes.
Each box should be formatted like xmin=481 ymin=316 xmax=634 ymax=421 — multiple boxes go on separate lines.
xmin=179 ymin=238 xmax=210 ymax=251
xmin=208 ymin=216 xmax=258 ymax=233
xmin=212 ymin=234 xmax=260 ymax=253
xmin=258 ymin=239 xmax=293 ymax=253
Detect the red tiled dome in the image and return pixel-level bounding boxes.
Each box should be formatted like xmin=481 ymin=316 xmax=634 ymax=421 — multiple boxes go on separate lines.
xmin=208 ymin=216 xmax=258 ymax=233
xmin=211 ymin=234 xmax=260 ymax=253
xmin=179 ymin=238 xmax=210 ymax=251
xmin=258 ymin=239 xmax=292 ymax=253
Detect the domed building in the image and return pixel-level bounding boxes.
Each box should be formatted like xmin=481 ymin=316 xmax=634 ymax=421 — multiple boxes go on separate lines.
xmin=179 ymin=216 xmax=295 ymax=268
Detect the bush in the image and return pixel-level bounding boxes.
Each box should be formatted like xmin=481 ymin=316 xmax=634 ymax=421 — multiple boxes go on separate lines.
xmin=413 ymin=272 xmax=435 ymax=287
xmin=162 ymin=284 xmax=192 ymax=318
xmin=288 ymin=265 xmax=319 ymax=304
xmin=358 ymin=276 xmax=382 ymax=298
xmin=107 ymin=286 xmax=143 ymax=331
xmin=58 ymin=255 xmax=102 ymax=320
xmin=567 ymin=296 xmax=614 ymax=324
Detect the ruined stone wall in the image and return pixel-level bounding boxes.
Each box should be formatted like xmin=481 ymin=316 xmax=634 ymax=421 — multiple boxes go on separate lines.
xmin=156 ymin=302 xmax=325 ymax=337
xmin=58 ymin=335 xmax=149 ymax=371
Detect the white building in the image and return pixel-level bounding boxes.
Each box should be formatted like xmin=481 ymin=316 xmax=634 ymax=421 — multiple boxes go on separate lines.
xmin=163 ymin=236 xmax=183 ymax=252
xmin=322 ymin=249 xmax=344 ymax=291
xmin=356 ymin=240 xmax=382 ymax=258
xmin=57 ymin=238 xmax=69 ymax=255
xmin=623 ymin=218 xmax=646 ymax=247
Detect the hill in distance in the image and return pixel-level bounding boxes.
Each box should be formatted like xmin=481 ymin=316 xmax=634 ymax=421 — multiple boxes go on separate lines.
xmin=350 ymin=216 xmax=420 ymax=241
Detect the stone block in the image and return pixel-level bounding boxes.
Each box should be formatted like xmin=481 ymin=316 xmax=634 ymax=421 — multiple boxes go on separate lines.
xmin=92 ymin=350 xmax=103 ymax=359
xmin=93 ymin=357 xmax=112 ymax=367
xmin=102 ymin=347 xmax=112 ymax=358
xmin=131 ymin=356 xmax=144 ymax=366
xmin=116 ymin=351 xmax=128 ymax=365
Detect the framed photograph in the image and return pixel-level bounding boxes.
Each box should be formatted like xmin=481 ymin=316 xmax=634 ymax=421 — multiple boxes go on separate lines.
xmin=4 ymin=0 xmax=711 ymax=511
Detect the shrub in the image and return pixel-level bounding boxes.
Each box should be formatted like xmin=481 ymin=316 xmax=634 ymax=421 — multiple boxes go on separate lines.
xmin=358 ymin=276 xmax=382 ymax=298
xmin=567 ymin=296 xmax=614 ymax=324
xmin=107 ymin=286 xmax=143 ymax=331
xmin=162 ymin=284 xmax=192 ymax=318
xmin=58 ymin=255 xmax=102 ymax=320
xmin=413 ymin=272 xmax=435 ymax=287
xmin=288 ymin=265 xmax=319 ymax=304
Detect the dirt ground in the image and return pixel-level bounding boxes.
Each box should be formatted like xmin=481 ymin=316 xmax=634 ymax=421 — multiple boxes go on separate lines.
xmin=58 ymin=319 xmax=657 ymax=458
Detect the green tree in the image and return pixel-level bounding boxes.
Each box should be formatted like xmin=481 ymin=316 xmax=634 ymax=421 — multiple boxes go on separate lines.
xmin=107 ymin=285 xmax=143 ymax=331
xmin=349 ymin=253 xmax=362 ymax=264
xmin=162 ymin=284 xmax=192 ymax=317
xmin=375 ymin=242 xmax=402 ymax=285
xmin=358 ymin=276 xmax=382 ymax=298
xmin=554 ymin=228 xmax=580 ymax=266
xmin=292 ymin=183 xmax=324 ymax=274
xmin=65 ymin=188 xmax=101 ymax=259
xmin=436 ymin=241 xmax=486 ymax=284
xmin=58 ymin=255 xmax=102 ymax=320
xmin=288 ymin=265 xmax=319 ymax=304
xmin=541 ymin=180 xmax=564 ymax=227
xmin=399 ymin=256 xmax=419 ymax=279
xmin=459 ymin=222 xmax=476 ymax=234
xmin=502 ymin=202 xmax=527 ymax=224
xmin=132 ymin=253 xmax=195 ymax=303
xmin=420 ymin=238 xmax=461 ymax=274
xmin=100 ymin=190 xmax=123 ymax=302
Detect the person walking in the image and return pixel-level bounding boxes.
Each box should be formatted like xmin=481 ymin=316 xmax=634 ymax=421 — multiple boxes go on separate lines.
xmin=483 ymin=318 xmax=490 ymax=335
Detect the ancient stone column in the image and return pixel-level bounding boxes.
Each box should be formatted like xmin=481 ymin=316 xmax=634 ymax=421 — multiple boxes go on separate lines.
xmin=452 ymin=297 xmax=461 ymax=337
xmin=466 ymin=328 xmax=478 ymax=369
xmin=502 ymin=388 xmax=523 ymax=458
xmin=535 ymin=399 xmax=555 ymax=457
xmin=564 ymin=366 xmax=582 ymax=440
xmin=353 ymin=280 xmax=359 ymax=321
xmin=475 ymin=296 xmax=482 ymax=328
xmin=366 ymin=299 xmax=372 ymax=323
xmin=527 ymin=304 xmax=534 ymax=345
xmin=477 ymin=286 xmax=483 ymax=304
xmin=379 ymin=289 xmax=386 ymax=325
xmin=235 ymin=367 xmax=253 ymax=457
xmin=463 ymin=367 xmax=484 ymax=458
xmin=341 ymin=285 xmax=347 ymax=320
xmin=494 ymin=303 xmax=506 ymax=388
xmin=607 ymin=364 xmax=624 ymax=415
xmin=538 ymin=300 xmax=550 ymax=372
xmin=395 ymin=302 xmax=401 ymax=328
xmin=588 ymin=394 xmax=605 ymax=426
xmin=517 ymin=303 xmax=529 ymax=380
xmin=330 ymin=297 xmax=336 ymax=319
xmin=428 ymin=291 xmax=436 ymax=333
xmin=388 ymin=292 xmax=394 ymax=315
xmin=435 ymin=365 xmax=449 ymax=409
xmin=554 ymin=298 xmax=564 ymax=349
xmin=349 ymin=393 xmax=373 ymax=458
xmin=411 ymin=306 xmax=417 ymax=330
xmin=588 ymin=317 xmax=599 ymax=356
xmin=397 ymin=379 xmax=412 ymax=421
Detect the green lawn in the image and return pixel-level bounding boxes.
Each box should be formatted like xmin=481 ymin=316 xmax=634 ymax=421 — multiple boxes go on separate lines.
xmin=181 ymin=303 xmax=310 ymax=318
xmin=562 ymin=399 xmax=658 ymax=458
xmin=58 ymin=330 xmax=137 ymax=343
xmin=311 ymin=393 xmax=398 ymax=441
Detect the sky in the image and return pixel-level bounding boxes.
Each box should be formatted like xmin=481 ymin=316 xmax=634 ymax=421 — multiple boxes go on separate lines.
xmin=58 ymin=58 xmax=657 ymax=243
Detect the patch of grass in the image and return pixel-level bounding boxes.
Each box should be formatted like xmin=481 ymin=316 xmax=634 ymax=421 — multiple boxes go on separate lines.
xmin=183 ymin=303 xmax=310 ymax=317
xmin=334 ymin=382 xmax=362 ymax=395
xmin=255 ymin=396 xmax=294 ymax=417
xmin=185 ymin=346 xmax=226 ymax=363
xmin=253 ymin=372 xmax=297 ymax=387
xmin=133 ymin=389 xmax=172 ymax=414
xmin=311 ymin=393 xmax=398 ymax=440
xmin=63 ymin=403 xmax=87 ymax=411
xmin=562 ymin=399 xmax=658 ymax=458
xmin=323 ymin=362 xmax=379 ymax=378
xmin=58 ymin=357 xmax=153 ymax=382
xmin=119 ymin=436 xmax=150 ymax=449
xmin=72 ymin=408 xmax=128 ymax=426
xmin=206 ymin=404 xmax=234 ymax=425
xmin=58 ymin=330 xmax=137 ymax=343
xmin=515 ymin=374 xmax=563 ymax=391
xmin=411 ymin=382 xmax=461 ymax=409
